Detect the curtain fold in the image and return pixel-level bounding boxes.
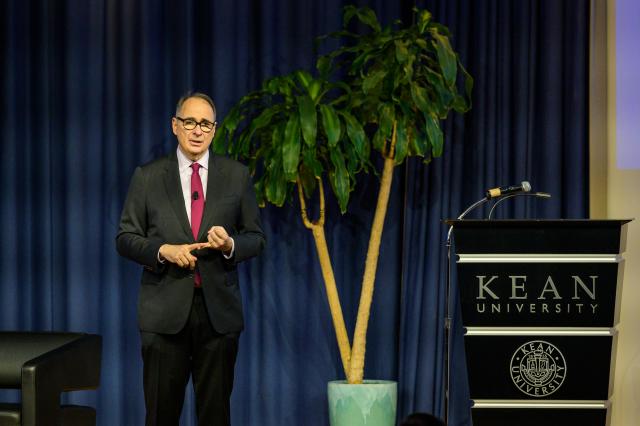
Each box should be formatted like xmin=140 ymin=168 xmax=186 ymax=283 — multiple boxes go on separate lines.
xmin=0 ymin=1 xmax=589 ymax=425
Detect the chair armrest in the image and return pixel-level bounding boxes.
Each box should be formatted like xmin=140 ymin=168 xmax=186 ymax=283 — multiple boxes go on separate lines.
xmin=0 ymin=333 xmax=80 ymax=388
xmin=20 ymin=334 xmax=102 ymax=426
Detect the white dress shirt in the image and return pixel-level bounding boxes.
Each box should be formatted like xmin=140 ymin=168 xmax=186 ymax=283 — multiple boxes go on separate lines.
xmin=158 ymin=148 xmax=234 ymax=262
xmin=176 ymin=147 xmax=209 ymax=223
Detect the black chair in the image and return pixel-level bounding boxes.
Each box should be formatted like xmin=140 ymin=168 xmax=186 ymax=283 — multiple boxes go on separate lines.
xmin=0 ymin=332 xmax=102 ymax=426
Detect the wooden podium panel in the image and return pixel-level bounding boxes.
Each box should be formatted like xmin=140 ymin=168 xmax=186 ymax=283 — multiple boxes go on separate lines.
xmin=451 ymin=220 xmax=628 ymax=254
xmin=465 ymin=334 xmax=614 ymax=400
xmin=471 ymin=407 xmax=608 ymax=426
xmin=458 ymin=261 xmax=623 ymax=327
xmin=447 ymin=220 xmax=630 ymax=426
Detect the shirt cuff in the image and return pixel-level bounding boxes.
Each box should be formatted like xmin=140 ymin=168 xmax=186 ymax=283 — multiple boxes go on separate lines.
xmin=157 ymin=249 xmax=166 ymax=264
xmin=223 ymin=238 xmax=235 ymax=259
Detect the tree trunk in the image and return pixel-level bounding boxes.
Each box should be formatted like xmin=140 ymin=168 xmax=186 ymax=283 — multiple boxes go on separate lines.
xmin=310 ymin=226 xmax=352 ymax=380
xmin=348 ymin=123 xmax=397 ymax=384
xmin=297 ymin=179 xmax=352 ymax=380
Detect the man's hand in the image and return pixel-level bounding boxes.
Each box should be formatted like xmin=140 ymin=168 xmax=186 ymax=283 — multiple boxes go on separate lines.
xmin=159 ymin=243 xmax=209 ymax=269
xmin=207 ymin=226 xmax=233 ymax=254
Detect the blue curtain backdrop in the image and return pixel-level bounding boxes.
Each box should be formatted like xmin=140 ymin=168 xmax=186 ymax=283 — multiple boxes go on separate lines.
xmin=0 ymin=0 xmax=588 ymax=425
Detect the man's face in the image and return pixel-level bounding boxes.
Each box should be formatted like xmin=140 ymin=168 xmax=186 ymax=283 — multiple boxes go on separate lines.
xmin=172 ymin=97 xmax=216 ymax=161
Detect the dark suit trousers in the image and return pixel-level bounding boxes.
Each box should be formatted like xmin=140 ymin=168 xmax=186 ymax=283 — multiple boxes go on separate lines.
xmin=141 ymin=289 xmax=239 ymax=426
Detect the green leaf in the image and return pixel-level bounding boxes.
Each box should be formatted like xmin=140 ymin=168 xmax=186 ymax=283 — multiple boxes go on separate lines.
xmin=409 ymin=129 xmax=430 ymax=157
xmin=424 ymin=68 xmax=453 ymax=114
xmin=430 ymin=22 xmax=451 ymax=37
xmin=265 ymin=76 xmax=292 ymax=98
xmin=221 ymin=105 xmax=242 ymax=133
xmin=316 ymin=55 xmax=332 ymax=79
xmin=254 ymin=178 xmax=266 ymax=208
xmin=342 ymin=140 xmax=358 ymax=176
xmin=350 ymin=49 xmax=375 ymax=75
xmin=265 ymin=156 xmax=287 ymax=206
xmin=252 ymin=106 xmax=279 ymax=131
xmin=329 ymin=148 xmax=350 ymax=213
xmin=392 ymin=69 xmax=404 ymax=92
xmin=372 ymin=127 xmax=386 ymax=152
xmin=432 ymin=31 xmax=457 ymax=87
xmin=264 ymin=77 xmax=279 ymax=94
xmin=424 ymin=114 xmax=444 ymax=157
xmin=453 ymin=59 xmax=474 ymax=112
xmin=343 ymin=5 xmax=358 ymax=27
xmin=452 ymin=94 xmax=467 ymax=112
xmin=235 ymin=106 xmax=282 ymax=159
xmin=401 ymin=58 xmax=415 ymax=83
xmin=298 ymin=162 xmax=317 ymax=199
xmin=394 ymin=121 xmax=408 ymax=165
xmin=308 ymin=79 xmax=323 ymax=102
xmin=410 ymin=84 xmax=432 ymax=116
xmin=235 ymin=129 xmax=252 ymax=157
xmin=282 ymin=116 xmax=301 ymax=180
xmin=462 ymin=60 xmax=474 ymax=99
xmin=340 ymin=111 xmax=367 ymax=160
xmin=215 ymin=102 xmax=249 ymax=154
xmin=212 ymin=126 xmax=228 ymax=154
xmin=294 ymin=70 xmax=313 ymax=89
xmin=319 ymin=104 xmax=341 ymax=147
xmin=362 ymin=68 xmax=387 ymax=94
xmin=415 ymin=38 xmax=428 ymax=50
xmin=248 ymin=144 xmax=265 ymax=175
xmin=378 ymin=104 xmax=395 ymax=141
xmin=394 ymin=40 xmax=409 ymax=64
xmin=297 ymin=95 xmax=317 ymax=147
xmin=417 ymin=10 xmax=432 ymax=33
xmin=355 ymin=7 xmax=381 ymax=32
xmin=303 ymin=146 xmax=323 ymax=177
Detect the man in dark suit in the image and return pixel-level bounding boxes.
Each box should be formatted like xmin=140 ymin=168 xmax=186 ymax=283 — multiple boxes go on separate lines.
xmin=116 ymin=92 xmax=265 ymax=426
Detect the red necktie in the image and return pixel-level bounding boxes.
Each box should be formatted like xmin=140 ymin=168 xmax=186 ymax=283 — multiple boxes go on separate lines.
xmin=191 ymin=163 xmax=204 ymax=286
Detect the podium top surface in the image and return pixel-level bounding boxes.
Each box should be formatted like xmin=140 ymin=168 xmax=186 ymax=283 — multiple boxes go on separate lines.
xmin=445 ymin=219 xmax=632 ymax=254
xmin=444 ymin=219 xmax=632 ymax=226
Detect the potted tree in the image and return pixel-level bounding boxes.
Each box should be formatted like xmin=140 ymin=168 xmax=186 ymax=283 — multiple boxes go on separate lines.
xmin=214 ymin=6 xmax=472 ymax=425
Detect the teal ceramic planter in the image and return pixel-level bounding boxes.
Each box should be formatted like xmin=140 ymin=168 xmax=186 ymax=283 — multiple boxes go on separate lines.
xmin=328 ymin=380 xmax=397 ymax=426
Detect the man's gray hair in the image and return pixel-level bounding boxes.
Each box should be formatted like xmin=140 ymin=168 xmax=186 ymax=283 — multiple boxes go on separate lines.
xmin=175 ymin=92 xmax=217 ymax=120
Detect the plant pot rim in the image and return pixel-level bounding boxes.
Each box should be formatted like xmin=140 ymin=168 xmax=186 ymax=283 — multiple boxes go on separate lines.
xmin=328 ymin=379 xmax=396 ymax=385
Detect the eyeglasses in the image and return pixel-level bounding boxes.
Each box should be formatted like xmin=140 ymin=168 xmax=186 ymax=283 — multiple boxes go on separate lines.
xmin=175 ymin=117 xmax=216 ymax=133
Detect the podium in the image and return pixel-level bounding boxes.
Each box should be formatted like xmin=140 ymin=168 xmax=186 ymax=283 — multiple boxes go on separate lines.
xmin=446 ymin=220 xmax=630 ymax=426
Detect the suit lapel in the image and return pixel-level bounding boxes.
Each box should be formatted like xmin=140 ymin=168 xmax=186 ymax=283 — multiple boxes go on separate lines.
xmin=163 ymin=152 xmax=193 ymax=239
xmin=198 ymin=154 xmax=225 ymax=241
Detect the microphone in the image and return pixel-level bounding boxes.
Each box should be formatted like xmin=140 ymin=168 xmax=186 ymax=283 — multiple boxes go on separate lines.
xmin=485 ymin=181 xmax=531 ymax=199
xmin=192 ymin=191 xmax=199 ymax=201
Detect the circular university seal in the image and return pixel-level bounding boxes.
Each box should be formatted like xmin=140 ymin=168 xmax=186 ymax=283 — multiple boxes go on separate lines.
xmin=510 ymin=340 xmax=567 ymax=397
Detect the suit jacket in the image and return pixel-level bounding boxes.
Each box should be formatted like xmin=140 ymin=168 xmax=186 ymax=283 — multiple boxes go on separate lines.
xmin=116 ymin=150 xmax=265 ymax=334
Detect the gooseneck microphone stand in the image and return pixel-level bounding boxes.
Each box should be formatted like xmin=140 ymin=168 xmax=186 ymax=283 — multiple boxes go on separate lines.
xmin=487 ymin=192 xmax=551 ymax=220
xmin=443 ymin=197 xmax=488 ymax=425
xmin=443 ymin=191 xmax=550 ymax=425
